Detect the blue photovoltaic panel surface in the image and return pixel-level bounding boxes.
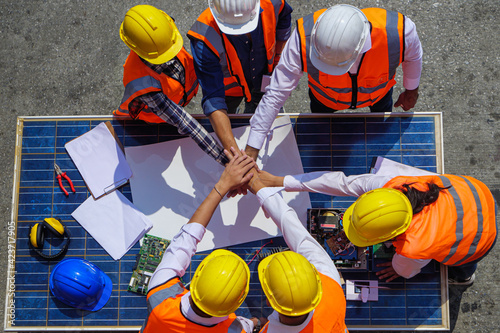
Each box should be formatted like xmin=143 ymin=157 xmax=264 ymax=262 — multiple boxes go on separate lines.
xmin=8 ymin=114 xmax=446 ymax=331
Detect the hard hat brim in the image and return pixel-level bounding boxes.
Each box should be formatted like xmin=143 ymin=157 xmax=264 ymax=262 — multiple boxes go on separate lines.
xmin=88 ymin=268 xmax=113 ymax=311
xmin=309 ymin=46 xmax=356 ymax=76
xmin=210 ymin=3 xmax=260 ymax=35
xmin=257 ymin=252 xmax=276 ymax=305
xmin=342 ymin=201 xmax=377 ymax=247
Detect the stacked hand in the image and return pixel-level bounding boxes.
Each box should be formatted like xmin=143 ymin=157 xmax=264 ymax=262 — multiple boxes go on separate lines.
xmin=216 ymin=147 xmax=256 ymax=197
xmin=222 ymin=148 xmax=285 ymax=197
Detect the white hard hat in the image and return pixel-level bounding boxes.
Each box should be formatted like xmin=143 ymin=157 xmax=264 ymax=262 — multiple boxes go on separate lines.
xmin=209 ymin=0 xmax=260 ymax=35
xmin=310 ymin=5 xmax=370 ymax=75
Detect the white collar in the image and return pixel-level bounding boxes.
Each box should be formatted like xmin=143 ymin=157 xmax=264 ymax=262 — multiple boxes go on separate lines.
xmin=180 ymin=292 xmax=229 ymax=326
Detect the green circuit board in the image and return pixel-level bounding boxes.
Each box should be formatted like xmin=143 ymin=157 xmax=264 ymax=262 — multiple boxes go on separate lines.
xmin=128 ymin=234 xmax=171 ymax=295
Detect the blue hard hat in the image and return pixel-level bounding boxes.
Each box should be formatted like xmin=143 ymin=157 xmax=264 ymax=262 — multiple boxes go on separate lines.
xmin=49 ymin=258 xmax=112 ymax=311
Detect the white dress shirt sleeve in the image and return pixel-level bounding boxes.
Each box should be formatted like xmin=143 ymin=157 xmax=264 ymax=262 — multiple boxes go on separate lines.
xmin=247 ymin=28 xmax=303 ymax=150
xmin=283 ymin=171 xmax=393 ymax=197
xmin=391 ymin=253 xmax=432 ymax=278
xmin=148 ymin=223 xmax=205 ymax=290
xmin=256 ymin=188 xmax=342 ymax=286
xmin=402 ymin=16 xmax=423 ymax=90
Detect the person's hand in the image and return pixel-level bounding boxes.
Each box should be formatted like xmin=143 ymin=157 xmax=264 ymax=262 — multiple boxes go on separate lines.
xmin=248 ymin=173 xmax=265 ymax=195
xmin=256 ymin=170 xmax=284 ymax=187
xmin=250 ymin=316 xmax=268 ymax=332
xmin=394 ymin=87 xmax=419 ymax=111
xmin=216 ymin=147 xmax=256 ymax=196
xmin=375 ymin=261 xmax=401 ymax=282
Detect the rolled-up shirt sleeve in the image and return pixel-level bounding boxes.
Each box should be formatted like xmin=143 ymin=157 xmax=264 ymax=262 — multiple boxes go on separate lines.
xmin=276 ymin=1 xmax=293 ymax=41
xmin=148 ymin=223 xmax=206 ymax=290
xmin=391 ymin=253 xmax=431 ymax=278
xmin=189 ymin=39 xmax=228 ymax=115
xmin=256 ymin=188 xmax=342 ymax=286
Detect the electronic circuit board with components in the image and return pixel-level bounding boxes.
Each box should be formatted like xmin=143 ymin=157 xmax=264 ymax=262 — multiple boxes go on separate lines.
xmin=128 ymin=234 xmax=171 ymax=295
xmin=307 ymin=208 xmax=369 ymax=270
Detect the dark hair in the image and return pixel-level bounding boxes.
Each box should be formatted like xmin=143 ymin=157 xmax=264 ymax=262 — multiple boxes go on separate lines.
xmin=400 ymin=182 xmax=451 ymax=215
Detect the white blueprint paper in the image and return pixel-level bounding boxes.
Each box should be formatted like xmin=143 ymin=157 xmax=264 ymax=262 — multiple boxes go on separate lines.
xmin=65 ymin=122 xmax=132 ymax=199
xmin=125 ymin=116 xmax=311 ymax=252
xmin=72 ymin=190 xmax=153 ymax=260
xmin=371 ymin=156 xmax=437 ymax=176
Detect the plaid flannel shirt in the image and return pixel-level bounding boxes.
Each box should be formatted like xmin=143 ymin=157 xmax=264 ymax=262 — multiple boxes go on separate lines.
xmin=130 ymin=58 xmax=228 ymax=166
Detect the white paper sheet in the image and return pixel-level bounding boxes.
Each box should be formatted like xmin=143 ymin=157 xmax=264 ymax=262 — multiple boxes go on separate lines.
xmin=65 ymin=122 xmax=132 ymax=199
xmin=371 ymin=156 xmax=437 ymax=176
xmin=71 ymin=190 xmax=153 ymax=260
xmin=125 ymin=116 xmax=311 ymax=252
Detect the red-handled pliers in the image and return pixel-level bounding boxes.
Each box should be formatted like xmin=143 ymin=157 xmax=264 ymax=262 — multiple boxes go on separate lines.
xmin=54 ymin=163 xmax=76 ymax=196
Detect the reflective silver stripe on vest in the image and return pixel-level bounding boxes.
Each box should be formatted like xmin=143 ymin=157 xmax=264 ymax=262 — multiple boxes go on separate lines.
xmin=228 ymin=319 xmax=244 ymax=333
xmin=185 ymin=81 xmax=198 ymax=100
xmin=266 ymin=0 xmax=283 ymax=67
xmin=439 ymin=176 xmax=465 ymax=264
xmin=225 ymin=81 xmax=241 ymax=90
xmin=453 ymin=176 xmax=484 ymax=265
xmin=302 ymin=13 xmax=321 ymax=85
xmin=120 ymin=76 xmax=162 ymax=106
xmin=303 ymin=12 xmax=352 ymax=108
xmin=189 ymin=20 xmax=230 ymax=77
xmin=358 ymin=80 xmax=389 ymax=94
xmin=309 ymin=83 xmax=351 ymax=107
xmin=386 ymin=10 xmax=401 ymax=80
xmin=140 ymin=282 xmax=185 ymax=332
xmin=270 ymin=0 xmax=283 ymax=20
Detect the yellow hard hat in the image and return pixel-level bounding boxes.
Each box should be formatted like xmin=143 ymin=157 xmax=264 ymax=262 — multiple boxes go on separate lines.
xmin=190 ymin=249 xmax=250 ymax=317
xmin=120 ymin=5 xmax=183 ymax=64
xmin=343 ymin=188 xmax=413 ymax=247
xmin=258 ymin=251 xmax=322 ymax=316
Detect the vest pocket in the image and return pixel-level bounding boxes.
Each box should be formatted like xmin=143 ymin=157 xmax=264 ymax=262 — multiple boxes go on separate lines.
xmin=364 ymin=74 xmax=389 ymax=89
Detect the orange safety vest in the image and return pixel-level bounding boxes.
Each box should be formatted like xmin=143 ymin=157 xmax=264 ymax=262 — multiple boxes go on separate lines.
xmin=384 ymin=175 xmax=497 ymax=265
xmin=259 ymin=273 xmax=348 ymax=333
xmin=297 ymin=8 xmax=404 ymax=110
xmin=187 ymin=0 xmax=285 ymax=102
xmin=141 ymin=277 xmax=247 ymax=332
xmin=114 ymin=48 xmax=199 ymax=123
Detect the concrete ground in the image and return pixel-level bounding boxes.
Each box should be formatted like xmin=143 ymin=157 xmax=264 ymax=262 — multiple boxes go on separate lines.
xmin=1 ymin=0 xmax=498 ymax=332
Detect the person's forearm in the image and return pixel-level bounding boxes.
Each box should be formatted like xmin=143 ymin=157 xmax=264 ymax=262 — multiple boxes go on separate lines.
xmin=208 ymin=109 xmax=240 ymax=155
xmin=168 ymin=102 xmax=228 ymax=166
xmin=148 ymin=224 xmax=205 ymax=290
xmin=244 ymin=145 xmax=259 ymax=161
xmin=275 ymin=39 xmax=287 ymax=56
xmin=284 ymin=172 xmax=391 ymax=197
xmin=188 ymin=186 xmax=226 ymax=228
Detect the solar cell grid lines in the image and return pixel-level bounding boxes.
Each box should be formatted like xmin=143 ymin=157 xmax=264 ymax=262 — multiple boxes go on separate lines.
xmin=7 ymin=113 xmax=448 ymax=331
